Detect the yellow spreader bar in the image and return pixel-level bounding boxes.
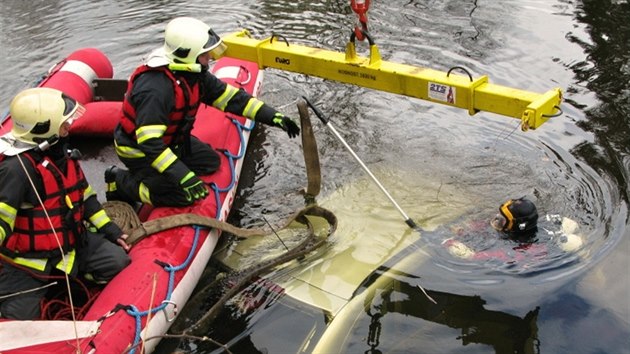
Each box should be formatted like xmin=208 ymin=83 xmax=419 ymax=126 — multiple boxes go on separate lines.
xmin=222 ymin=30 xmax=562 ymax=131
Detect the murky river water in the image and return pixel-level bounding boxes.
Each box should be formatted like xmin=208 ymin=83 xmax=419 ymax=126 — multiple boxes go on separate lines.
xmin=1 ymin=0 xmax=628 ymax=353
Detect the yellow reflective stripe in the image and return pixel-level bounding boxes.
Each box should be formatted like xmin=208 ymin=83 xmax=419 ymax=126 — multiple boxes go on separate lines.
xmin=54 ymin=250 xmax=76 ymax=274
xmin=0 ymin=228 xmax=6 ymax=244
xmin=0 ymin=202 xmax=17 ymax=230
xmin=212 ymin=84 xmax=239 ymax=111
xmin=106 ymin=180 xmax=118 ymax=192
xmin=89 ymin=209 xmax=111 ymax=229
xmin=136 ymin=124 xmax=167 ymax=144
xmin=139 ymin=182 xmax=152 ymax=204
xmin=12 ymin=256 xmax=48 ymax=272
xmin=180 ymin=171 xmax=195 ymax=184
xmin=151 ymin=148 xmax=177 ymax=173
xmin=84 ymin=184 xmax=96 ymax=200
xmin=9 ymin=248 xmax=76 ymax=273
xmin=501 ymin=200 xmax=515 ymax=231
xmin=12 ymin=251 xmax=75 ymax=273
xmin=64 ymin=195 xmax=74 ymax=210
xmin=115 ymin=143 xmax=145 ymax=159
xmin=242 ymin=98 xmax=264 ymax=119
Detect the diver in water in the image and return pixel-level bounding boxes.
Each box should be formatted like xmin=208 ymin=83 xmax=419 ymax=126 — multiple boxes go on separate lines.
xmin=442 ymin=197 xmax=584 ymax=261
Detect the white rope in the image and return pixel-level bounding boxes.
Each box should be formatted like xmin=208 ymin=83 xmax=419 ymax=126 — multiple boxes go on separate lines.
xmin=0 ymin=282 xmax=57 ymax=300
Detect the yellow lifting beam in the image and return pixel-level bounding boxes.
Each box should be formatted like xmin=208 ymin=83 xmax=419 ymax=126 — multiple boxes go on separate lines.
xmin=222 ymin=30 xmax=562 ymax=131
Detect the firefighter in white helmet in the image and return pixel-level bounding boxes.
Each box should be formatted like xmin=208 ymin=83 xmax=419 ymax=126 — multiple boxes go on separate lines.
xmin=106 ymin=17 xmax=300 ymax=207
xmin=0 ymin=87 xmax=130 ymax=320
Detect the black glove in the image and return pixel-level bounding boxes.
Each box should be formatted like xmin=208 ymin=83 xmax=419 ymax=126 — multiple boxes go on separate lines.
xmin=272 ymin=112 xmax=300 ymax=138
xmin=179 ymin=172 xmax=209 ymax=202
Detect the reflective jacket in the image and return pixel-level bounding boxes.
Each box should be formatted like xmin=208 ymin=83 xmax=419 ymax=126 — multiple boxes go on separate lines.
xmin=120 ymin=65 xmax=201 ymax=146
xmin=113 ymin=64 xmax=279 ymax=186
xmin=2 ymin=153 xmax=85 ymax=259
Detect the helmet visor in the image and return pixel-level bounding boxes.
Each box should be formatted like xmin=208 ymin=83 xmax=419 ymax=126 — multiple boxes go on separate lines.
xmin=61 ymin=95 xmax=85 ymax=127
xmin=63 ymin=104 xmax=85 ymax=127
xmin=201 ymin=29 xmax=227 ymax=59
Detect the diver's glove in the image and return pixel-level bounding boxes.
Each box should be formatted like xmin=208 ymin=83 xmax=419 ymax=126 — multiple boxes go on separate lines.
xmin=442 ymin=238 xmax=475 ymax=259
xmin=179 ymin=172 xmax=209 ymax=202
xmin=272 ymin=112 xmax=300 ymax=138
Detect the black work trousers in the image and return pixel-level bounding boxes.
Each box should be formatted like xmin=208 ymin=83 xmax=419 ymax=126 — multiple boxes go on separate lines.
xmin=113 ymin=136 xmax=221 ymax=207
xmin=0 ymin=233 xmax=130 ymax=320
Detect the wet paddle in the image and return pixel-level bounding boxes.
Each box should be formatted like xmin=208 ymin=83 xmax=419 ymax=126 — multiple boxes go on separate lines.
xmin=302 ymin=96 xmax=420 ymax=230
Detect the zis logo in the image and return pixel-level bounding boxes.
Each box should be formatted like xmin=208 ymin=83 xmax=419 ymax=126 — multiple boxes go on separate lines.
xmin=429 ymin=83 xmax=447 ymax=94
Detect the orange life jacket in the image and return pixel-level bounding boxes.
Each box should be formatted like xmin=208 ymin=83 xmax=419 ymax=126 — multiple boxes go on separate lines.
xmin=119 ymin=65 xmax=201 ymax=146
xmin=2 ymin=153 xmax=86 ymax=259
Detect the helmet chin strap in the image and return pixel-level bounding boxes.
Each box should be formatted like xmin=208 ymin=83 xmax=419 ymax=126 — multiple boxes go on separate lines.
xmin=35 ymin=134 xmax=60 ymax=152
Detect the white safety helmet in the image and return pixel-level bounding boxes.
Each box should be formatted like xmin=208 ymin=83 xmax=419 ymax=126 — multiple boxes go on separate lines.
xmin=163 ymin=17 xmax=226 ymax=65
xmin=8 ymin=87 xmax=85 ymax=145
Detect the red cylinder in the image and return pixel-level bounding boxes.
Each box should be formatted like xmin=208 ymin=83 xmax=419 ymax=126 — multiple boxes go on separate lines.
xmin=39 ymin=48 xmax=113 ymax=104
xmin=2 ymin=48 xmax=114 ymax=135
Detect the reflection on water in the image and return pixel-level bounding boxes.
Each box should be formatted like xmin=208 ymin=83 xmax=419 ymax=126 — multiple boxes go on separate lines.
xmin=313 ymin=235 xmax=628 ymax=354
xmin=314 ymin=245 xmax=542 ymax=354
xmin=0 ymin=0 xmax=628 ymax=353
xmin=567 ymin=2 xmax=630 ymax=187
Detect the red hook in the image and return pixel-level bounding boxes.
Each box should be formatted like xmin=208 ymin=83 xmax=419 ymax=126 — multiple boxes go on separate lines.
xmin=351 ymin=0 xmax=371 ymax=16
xmin=350 ymin=0 xmax=370 ymax=41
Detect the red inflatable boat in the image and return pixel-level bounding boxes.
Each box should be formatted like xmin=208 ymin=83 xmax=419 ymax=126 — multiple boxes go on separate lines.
xmin=0 ymin=48 xmax=262 ymax=354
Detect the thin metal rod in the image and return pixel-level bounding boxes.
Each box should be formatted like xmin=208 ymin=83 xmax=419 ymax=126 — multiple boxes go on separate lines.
xmin=262 ymin=216 xmax=290 ymax=251
xmin=325 ymin=122 xmax=417 ymax=229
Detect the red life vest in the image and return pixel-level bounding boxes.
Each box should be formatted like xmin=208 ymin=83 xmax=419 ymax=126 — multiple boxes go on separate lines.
xmin=2 ymin=153 xmax=86 ymax=259
xmin=119 ymin=65 xmax=201 ymax=145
